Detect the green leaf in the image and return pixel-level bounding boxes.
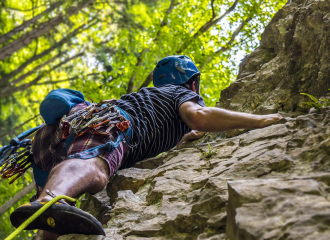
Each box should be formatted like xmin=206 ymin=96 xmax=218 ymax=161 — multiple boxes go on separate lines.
xmin=300 ymin=93 xmax=319 ymax=103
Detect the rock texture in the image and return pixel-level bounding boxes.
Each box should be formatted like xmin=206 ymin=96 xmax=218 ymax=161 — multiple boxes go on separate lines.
xmin=227 ymin=178 xmax=330 ymax=240
xmin=218 ymin=0 xmax=330 ymax=114
xmin=59 ymin=0 xmax=330 ymax=239
xmin=81 ymin=190 xmax=113 ymax=225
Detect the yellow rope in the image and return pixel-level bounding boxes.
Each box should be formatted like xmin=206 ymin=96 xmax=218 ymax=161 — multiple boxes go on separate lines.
xmin=5 ymin=195 xmax=77 ymax=240
xmin=80 ymin=193 xmax=92 ymax=211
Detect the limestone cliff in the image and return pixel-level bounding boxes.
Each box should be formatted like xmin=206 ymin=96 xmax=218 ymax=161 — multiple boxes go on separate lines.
xmin=59 ymin=0 xmax=330 ymax=239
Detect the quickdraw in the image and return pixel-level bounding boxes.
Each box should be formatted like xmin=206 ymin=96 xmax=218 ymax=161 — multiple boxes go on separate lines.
xmin=116 ymin=120 xmax=130 ymax=132
xmin=60 ymin=100 xmax=130 ymax=139
xmin=0 ymin=140 xmax=34 ymax=184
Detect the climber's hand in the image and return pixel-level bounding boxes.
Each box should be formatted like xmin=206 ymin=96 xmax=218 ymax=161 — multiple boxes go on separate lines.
xmin=258 ymin=113 xmax=283 ymax=128
xmin=176 ymin=130 xmax=206 ymax=149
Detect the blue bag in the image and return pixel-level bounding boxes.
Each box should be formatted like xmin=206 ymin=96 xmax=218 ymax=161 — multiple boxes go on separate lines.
xmin=40 ymin=89 xmax=85 ymax=124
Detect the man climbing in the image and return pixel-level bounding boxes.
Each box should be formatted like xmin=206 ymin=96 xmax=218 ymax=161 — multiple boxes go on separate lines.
xmin=9 ymin=55 xmax=282 ymax=238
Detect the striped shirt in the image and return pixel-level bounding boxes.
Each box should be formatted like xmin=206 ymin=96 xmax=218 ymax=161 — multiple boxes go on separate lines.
xmin=116 ymin=84 xmax=205 ymax=169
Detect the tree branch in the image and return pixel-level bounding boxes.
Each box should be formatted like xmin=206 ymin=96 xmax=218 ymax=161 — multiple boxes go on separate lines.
xmin=3 ymin=4 xmax=49 ymax=12
xmin=211 ymin=0 xmax=216 ymax=19
xmin=127 ymin=0 xmax=175 ymax=93
xmin=217 ymin=18 xmax=252 ymax=53
xmin=0 ymin=0 xmax=95 ymax=62
xmin=35 ymin=73 xmax=99 ymax=85
xmin=138 ymin=72 xmax=153 ymax=90
xmin=0 ymin=182 xmax=36 ymax=217
xmin=202 ymin=17 xmax=253 ymax=68
xmin=126 ymin=49 xmax=147 ymax=94
xmin=0 ymin=115 xmax=40 ymax=140
xmin=10 ymin=52 xmax=84 ymax=86
xmin=0 ymin=52 xmax=86 ymax=98
xmin=194 ymin=0 xmax=239 ymax=38
xmin=138 ymin=0 xmax=240 ymax=90
xmin=176 ymin=0 xmax=239 ymax=54
xmin=9 ymin=53 xmax=64 ymax=86
xmin=0 ymin=22 xmax=90 ymax=86
xmin=0 ymin=1 xmax=62 ymax=45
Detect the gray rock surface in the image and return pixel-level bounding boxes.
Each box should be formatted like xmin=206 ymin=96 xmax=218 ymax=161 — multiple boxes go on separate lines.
xmin=227 ymin=178 xmax=330 ymax=240
xmin=217 ymin=0 xmax=330 ymax=114
xmin=81 ymin=190 xmax=112 ymax=225
xmin=59 ymin=0 xmax=330 ymax=239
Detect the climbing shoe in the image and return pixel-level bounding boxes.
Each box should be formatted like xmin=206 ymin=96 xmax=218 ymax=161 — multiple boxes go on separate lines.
xmin=10 ymin=201 xmax=105 ymax=236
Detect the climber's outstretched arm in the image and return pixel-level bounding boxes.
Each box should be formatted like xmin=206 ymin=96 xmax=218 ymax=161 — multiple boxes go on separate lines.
xmin=179 ymin=100 xmax=282 ymax=132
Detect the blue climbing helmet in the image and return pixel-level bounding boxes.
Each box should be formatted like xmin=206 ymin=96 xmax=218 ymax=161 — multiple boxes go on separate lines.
xmin=153 ymin=55 xmax=200 ymax=87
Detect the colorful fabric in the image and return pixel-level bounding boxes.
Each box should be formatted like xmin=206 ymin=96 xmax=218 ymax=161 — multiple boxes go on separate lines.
xmin=67 ymin=107 xmax=132 ymax=160
xmin=32 ymin=122 xmax=66 ymax=173
xmin=66 ymin=119 xmax=129 ymax=177
xmin=32 ymin=102 xmax=130 ymax=178
xmin=116 ymin=84 xmax=206 ymax=169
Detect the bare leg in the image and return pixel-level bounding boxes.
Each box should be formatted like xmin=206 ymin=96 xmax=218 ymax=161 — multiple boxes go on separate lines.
xmin=37 ymin=157 xmax=109 ymax=202
xmin=33 ymin=157 xmax=109 ymax=238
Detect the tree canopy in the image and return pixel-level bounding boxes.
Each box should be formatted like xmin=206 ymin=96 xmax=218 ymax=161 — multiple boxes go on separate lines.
xmin=0 ymin=0 xmax=286 ymax=238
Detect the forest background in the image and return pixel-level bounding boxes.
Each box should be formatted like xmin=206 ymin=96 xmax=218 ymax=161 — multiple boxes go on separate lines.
xmin=0 ymin=0 xmax=286 ymax=238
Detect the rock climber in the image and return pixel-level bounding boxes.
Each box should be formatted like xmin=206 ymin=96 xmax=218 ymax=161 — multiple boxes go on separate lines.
xmin=10 ymin=55 xmax=282 ymax=238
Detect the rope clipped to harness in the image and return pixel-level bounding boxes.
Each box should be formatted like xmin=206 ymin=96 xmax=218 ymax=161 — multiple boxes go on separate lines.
xmin=0 ymin=124 xmax=44 ymax=184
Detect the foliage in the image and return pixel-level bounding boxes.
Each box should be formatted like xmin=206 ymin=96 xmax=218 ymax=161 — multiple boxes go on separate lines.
xmin=0 ymin=0 xmax=286 ymax=238
xmin=0 ymin=172 xmax=35 ymax=239
xmin=300 ymin=90 xmax=330 ymax=113
xmin=198 ymin=142 xmax=218 ymax=159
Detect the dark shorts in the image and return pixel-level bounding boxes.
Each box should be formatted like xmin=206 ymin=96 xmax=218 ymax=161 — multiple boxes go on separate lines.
xmin=32 ymin=102 xmax=130 ymax=179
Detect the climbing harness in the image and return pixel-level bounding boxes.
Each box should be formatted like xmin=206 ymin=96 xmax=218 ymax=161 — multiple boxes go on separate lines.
xmin=0 ymin=99 xmax=132 ymax=183
xmin=60 ymin=99 xmax=130 ymax=139
xmin=65 ymin=103 xmax=133 ymax=160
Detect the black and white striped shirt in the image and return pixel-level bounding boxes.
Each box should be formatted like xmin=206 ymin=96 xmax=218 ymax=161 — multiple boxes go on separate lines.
xmin=116 ymin=84 xmax=205 ymax=168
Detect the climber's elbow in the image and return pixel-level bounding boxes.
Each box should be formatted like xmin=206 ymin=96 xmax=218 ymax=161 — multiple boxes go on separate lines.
xmin=179 ymin=101 xmax=208 ymax=131
xmin=189 ymin=108 xmax=208 ymax=130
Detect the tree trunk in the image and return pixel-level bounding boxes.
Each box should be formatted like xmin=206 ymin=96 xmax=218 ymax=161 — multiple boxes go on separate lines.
xmin=0 ymin=1 xmax=62 ymax=45
xmin=0 ymin=182 xmax=36 ymax=217
xmin=0 ymin=52 xmax=84 ymax=97
xmin=126 ymin=0 xmax=175 ymax=93
xmin=0 ymin=23 xmax=87 ymax=89
xmin=0 ymin=0 xmax=95 ymax=62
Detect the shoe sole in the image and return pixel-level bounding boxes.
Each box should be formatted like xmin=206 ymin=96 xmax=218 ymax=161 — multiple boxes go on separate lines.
xmin=10 ymin=203 xmax=105 ymax=236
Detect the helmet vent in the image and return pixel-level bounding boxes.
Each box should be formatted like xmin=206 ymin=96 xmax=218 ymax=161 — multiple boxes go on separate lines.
xmin=156 ymin=65 xmax=160 ymax=68
xmin=162 ymin=60 xmax=171 ymax=66
xmin=158 ymin=74 xmax=166 ymax=79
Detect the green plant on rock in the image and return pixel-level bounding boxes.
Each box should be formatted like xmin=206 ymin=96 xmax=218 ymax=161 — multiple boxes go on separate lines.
xmin=300 ymin=90 xmax=330 ymax=112
xmin=198 ymin=142 xmax=217 ymax=159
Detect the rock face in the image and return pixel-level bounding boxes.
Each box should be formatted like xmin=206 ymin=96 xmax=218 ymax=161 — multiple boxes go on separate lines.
xmin=227 ymin=178 xmax=330 ymax=240
xmin=59 ymin=0 xmax=330 ymax=239
xmin=218 ymin=0 xmax=330 ymax=114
